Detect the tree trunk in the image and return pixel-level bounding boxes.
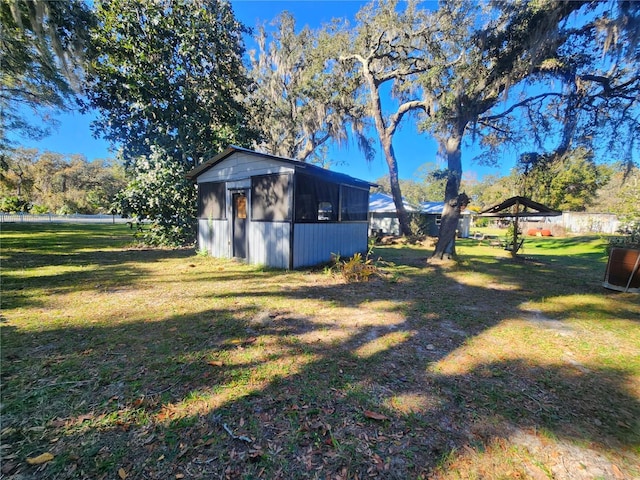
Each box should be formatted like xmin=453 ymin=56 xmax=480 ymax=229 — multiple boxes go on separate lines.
xmin=361 ymin=71 xmax=412 ymax=237
xmin=511 ymin=214 xmax=520 ymax=258
xmin=432 ymin=130 xmax=465 ymax=259
xmin=381 ymin=137 xmax=412 ymax=236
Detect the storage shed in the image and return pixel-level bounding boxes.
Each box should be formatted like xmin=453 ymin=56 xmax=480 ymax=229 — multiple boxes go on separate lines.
xmin=187 ymin=146 xmax=375 ymax=269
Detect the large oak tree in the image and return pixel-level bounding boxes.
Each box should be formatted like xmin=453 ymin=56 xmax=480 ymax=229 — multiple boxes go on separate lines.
xmin=84 ymin=0 xmax=259 ymax=245
xmin=248 ymin=12 xmax=372 ymax=163
xmin=0 ymin=0 xmax=94 ymax=149
xmin=332 ymin=0 xmax=441 ymax=235
xmin=421 ymin=0 xmax=639 ymax=258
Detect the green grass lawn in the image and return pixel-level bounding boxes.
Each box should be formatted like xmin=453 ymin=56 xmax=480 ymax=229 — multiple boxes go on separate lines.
xmin=1 ymin=223 xmax=639 ymax=479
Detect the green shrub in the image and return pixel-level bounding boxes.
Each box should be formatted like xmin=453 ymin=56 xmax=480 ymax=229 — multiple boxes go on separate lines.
xmin=0 ymin=196 xmax=29 ymax=213
xmin=474 ymin=217 xmax=489 ymax=228
xmin=30 ymin=204 xmax=50 ymax=214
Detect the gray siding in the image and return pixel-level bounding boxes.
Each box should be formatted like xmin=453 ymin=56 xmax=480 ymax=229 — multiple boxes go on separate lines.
xmin=293 ymin=223 xmax=368 ymax=268
xmin=197 ymin=153 xmax=294 ymax=183
xmin=194 ymin=150 xmax=372 ymax=269
xmin=198 ymin=219 xmax=229 ymax=257
xmin=196 ymin=152 xmax=294 ymax=265
xmin=248 ymin=222 xmax=290 ymax=269
xmin=458 ymin=216 xmax=471 ymax=238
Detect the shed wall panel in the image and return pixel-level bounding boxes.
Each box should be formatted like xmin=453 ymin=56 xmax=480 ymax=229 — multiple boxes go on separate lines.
xmin=293 ymin=223 xmax=368 ymax=268
xmin=197 ymin=153 xmax=294 ymax=183
xmin=248 ymin=222 xmax=290 ymax=269
xmin=193 ymin=150 xmax=373 ymax=269
xmin=198 ymin=219 xmax=230 ymax=257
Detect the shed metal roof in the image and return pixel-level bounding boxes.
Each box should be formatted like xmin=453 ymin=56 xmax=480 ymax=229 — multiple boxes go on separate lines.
xmin=187 ymin=145 xmax=376 ymax=190
xmin=420 ymin=201 xmax=473 ymax=215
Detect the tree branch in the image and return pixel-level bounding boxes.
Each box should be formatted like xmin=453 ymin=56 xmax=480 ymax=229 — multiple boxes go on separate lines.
xmin=476 ymin=120 xmax=511 ymax=135
xmin=369 ymin=30 xmax=387 ymax=61
xmin=479 ymin=92 xmax=564 ymax=122
xmin=386 ymin=100 xmax=429 ymax=137
xmin=579 ymin=74 xmax=639 ymax=101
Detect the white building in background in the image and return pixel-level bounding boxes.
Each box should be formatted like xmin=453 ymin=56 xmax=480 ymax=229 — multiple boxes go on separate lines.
xmin=368 ymin=192 xmax=472 ymax=237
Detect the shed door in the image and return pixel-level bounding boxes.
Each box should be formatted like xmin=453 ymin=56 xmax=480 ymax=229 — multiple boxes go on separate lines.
xmin=232 ymin=191 xmax=247 ymax=258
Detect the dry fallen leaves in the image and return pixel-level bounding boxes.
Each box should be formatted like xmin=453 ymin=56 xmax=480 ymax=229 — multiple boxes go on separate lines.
xmin=363 ymin=410 xmax=388 ymax=421
xmin=26 ymin=452 xmax=54 ymax=465
xmin=612 ymin=464 xmax=625 ymax=479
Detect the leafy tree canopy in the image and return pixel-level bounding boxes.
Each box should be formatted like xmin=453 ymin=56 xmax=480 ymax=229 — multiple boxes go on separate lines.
xmin=515 ymin=147 xmax=612 ymax=211
xmin=84 ymin=0 xmax=259 ymax=245
xmin=247 ymin=12 xmax=372 ymax=162
xmin=0 ymin=148 xmax=125 ymax=214
xmin=84 ymin=0 xmax=258 ymax=169
xmin=590 ymin=162 xmax=640 ymax=227
xmin=0 ymin=0 xmax=94 ymax=148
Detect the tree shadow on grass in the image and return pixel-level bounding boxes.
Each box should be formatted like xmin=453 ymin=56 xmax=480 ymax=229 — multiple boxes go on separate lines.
xmin=0 ymin=248 xmax=271 ymax=311
xmin=2 ymin=242 xmax=639 ymax=478
xmin=1 ymin=249 xmax=188 ymax=310
xmin=5 ymin=303 xmax=639 ymax=478
xmin=4 ymin=319 xmax=638 ymax=478
xmin=455 ymin=237 xmax=613 ymax=287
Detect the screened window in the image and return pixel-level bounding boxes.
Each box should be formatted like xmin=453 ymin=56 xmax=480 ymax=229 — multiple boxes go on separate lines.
xmin=294 ymin=174 xmax=339 ymax=222
xmin=251 ymin=174 xmax=291 ymax=221
xmin=318 ymin=202 xmax=333 ymax=220
xmin=340 ymin=185 xmax=369 ymax=221
xmin=198 ymin=182 xmax=226 ymax=219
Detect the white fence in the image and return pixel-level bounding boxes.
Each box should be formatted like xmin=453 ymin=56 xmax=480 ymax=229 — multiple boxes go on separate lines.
xmin=0 ymin=213 xmax=129 ymax=224
xmin=493 ymin=212 xmax=625 ymax=235
xmin=557 ymin=212 xmax=621 ymax=235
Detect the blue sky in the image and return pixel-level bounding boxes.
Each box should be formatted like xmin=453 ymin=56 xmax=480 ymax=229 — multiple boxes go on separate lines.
xmin=15 ymin=0 xmax=513 ymax=184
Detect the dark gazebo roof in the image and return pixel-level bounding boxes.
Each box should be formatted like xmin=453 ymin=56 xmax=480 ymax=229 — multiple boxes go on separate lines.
xmin=479 ymin=196 xmax=561 ymax=218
